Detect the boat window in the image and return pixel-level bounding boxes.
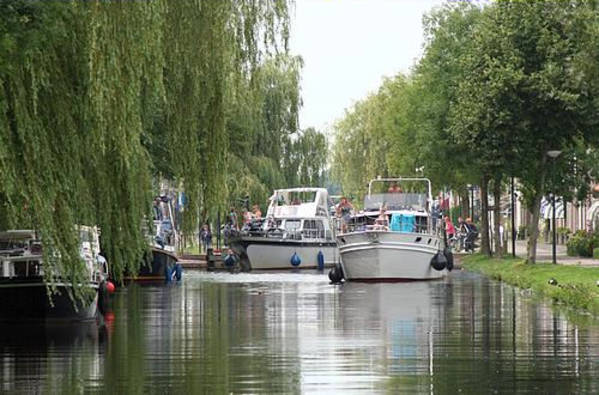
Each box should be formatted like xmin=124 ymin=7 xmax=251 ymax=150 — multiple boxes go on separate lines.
xmin=287 ymin=191 xmax=317 ymax=205
xmin=13 ymin=261 xmax=29 ymax=277
xmin=284 ymin=220 xmax=301 ymax=231
xmin=302 ymin=220 xmax=325 ymax=239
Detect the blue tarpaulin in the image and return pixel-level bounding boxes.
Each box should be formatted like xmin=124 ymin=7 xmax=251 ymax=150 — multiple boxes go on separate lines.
xmin=390 ymin=213 xmax=415 ymax=232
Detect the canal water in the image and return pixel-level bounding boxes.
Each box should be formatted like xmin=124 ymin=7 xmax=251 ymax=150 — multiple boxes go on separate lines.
xmin=2 ymin=270 xmax=599 ymax=393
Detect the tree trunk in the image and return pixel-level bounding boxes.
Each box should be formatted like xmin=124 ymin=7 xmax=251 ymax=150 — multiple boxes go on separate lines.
xmin=460 ymin=187 xmax=470 ymax=220
xmin=526 ymin=155 xmax=548 ymax=264
xmin=526 ymin=192 xmax=543 ymax=263
xmin=493 ymin=178 xmax=503 ymax=258
xmin=480 ymin=175 xmax=491 ymax=256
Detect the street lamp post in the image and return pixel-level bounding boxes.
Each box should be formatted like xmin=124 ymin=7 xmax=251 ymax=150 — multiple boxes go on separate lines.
xmin=547 ymin=150 xmax=562 ymax=264
xmin=467 ymin=184 xmax=474 ymax=220
xmin=511 ymin=176 xmax=516 ymax=258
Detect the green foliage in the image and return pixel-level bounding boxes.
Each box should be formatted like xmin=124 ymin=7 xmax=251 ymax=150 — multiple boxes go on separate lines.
xmin=566 ymin=230 xmax=599 ymax=257
xmin=224 ymin=53 xmax=328 ymax=214
xmin=0 ymin=0 xmax=296 ymax=298
xmin=330 ymin=1 xmax=599 ymax=262
xmin=557 ymin=227 xmax=571 ymax=236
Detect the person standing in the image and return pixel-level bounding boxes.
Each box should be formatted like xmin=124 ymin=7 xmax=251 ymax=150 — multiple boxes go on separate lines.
xmin=201 ymin=224 xmax=212 ymax=253
xmin=336 ymin=197 xmax=354 ymax=233
xmin=228 ymin=207 xmax=238 ymax=231
xmin=444 ymin=216 xmax=456 ymax=240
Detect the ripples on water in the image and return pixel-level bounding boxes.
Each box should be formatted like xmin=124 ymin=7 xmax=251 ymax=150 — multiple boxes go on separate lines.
xmin=1 ymin=270 xmax=599 ymax=393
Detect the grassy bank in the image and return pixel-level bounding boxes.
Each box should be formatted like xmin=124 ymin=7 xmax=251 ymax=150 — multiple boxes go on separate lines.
xmin=461 ymin=254 xmax=599 ymax=314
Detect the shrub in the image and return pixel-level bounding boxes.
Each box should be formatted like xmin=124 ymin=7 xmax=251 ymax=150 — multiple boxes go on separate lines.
xmin=566 ymin=230 xmax=599 ymax=257
xmin=594 ymin=248 xmax=599 ymax=260
xmin=557 ymin=227 xmax=571 ymax=235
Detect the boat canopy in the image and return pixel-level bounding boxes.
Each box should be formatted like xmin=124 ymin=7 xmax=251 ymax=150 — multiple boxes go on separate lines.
xmin=0 ymin=230 xmax=36 ymax=241
xmin=266 ymin=187 xmax=329 ymax=218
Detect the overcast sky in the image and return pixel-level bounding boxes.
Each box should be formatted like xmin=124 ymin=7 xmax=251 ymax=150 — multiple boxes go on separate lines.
xmin=290 ymin=0 xmax=446 ymax=133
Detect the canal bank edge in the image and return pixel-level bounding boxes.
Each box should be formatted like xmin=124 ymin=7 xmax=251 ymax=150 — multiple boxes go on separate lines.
xmin=460 ymin=254 xmax=599 ymax=315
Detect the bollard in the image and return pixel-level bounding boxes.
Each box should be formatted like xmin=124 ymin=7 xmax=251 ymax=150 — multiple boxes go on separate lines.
xmin=207 ymin=248 xmax=215 ymax=270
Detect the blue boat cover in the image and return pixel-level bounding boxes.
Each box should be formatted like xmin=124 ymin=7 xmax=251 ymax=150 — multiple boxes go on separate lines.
xmin=390 ymin=213 xmax=415 ymax=232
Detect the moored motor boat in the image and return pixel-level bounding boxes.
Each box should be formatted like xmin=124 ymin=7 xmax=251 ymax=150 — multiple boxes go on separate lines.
xmin=131 ymin=247 xmax=182 ymax=283
xmin=230 ymin=187 xmax=338 ymax=270
xmin=0 ymin=227 xmax=111 ymax=321
xmin=125 ymin=195 xmax=183 ymax=283
xmin=335 ymin=177 xmax=452 ymax=282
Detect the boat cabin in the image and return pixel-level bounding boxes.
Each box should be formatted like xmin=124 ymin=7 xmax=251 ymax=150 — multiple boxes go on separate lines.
xmin=348 ymin=177 xmax=436 ymax=234
xmin=266 ymin=188 xmax=330 ymax=219
xmin=0 ymin=227 xmax=105 ymax=282
xmin=241 ymin=187 xmax=334 ymax=241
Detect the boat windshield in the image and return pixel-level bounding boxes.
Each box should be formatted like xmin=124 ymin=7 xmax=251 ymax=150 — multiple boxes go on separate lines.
xmin=364 ymin=193 xmax=427 ymax=212
xmin=276 ymin=191 xmax=317 ymax=206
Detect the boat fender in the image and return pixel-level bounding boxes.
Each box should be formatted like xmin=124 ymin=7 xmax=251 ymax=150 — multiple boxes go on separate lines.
xmin=317 ymin=251 xmax=325 ymax=271
xmin=174 ymin=264 xmax=183 ymax=281
xmin=291 ymin=252 xmax=301 ymax=267
xmin=328 ymin=263 xmax=344 ymax=283
xmin=443 ymin=248 xmax=454 ymax=272
xmin=430 ymin=252 xmax=447 ymax=271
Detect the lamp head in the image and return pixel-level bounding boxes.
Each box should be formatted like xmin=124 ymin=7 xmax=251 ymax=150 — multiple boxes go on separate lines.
xmin=547 ymin=150 xmax=562 ymax=159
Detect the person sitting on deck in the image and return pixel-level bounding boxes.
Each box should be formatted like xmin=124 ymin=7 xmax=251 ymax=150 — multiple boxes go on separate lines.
xmin=373 ymin=206 xmax=389 ymax=231
xmin=243 ymin=209 xmax=253 ymax=225
xmin=252 ymin=204 xmax=262 ymax=219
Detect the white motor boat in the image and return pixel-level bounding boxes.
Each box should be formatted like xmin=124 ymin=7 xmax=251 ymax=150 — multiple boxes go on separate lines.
xmin=230 ymin=187 xmax=338 ymax=270
xmin=333 ymin=178 xmax=452 ymax=282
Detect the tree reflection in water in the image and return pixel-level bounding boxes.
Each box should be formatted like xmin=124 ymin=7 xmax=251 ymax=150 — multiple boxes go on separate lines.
xmin=1 ymin=271 xmax=599 ymax=393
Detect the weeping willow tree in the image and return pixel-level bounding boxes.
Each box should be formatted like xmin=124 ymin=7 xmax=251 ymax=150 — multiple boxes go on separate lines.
xmin=0 ymin=0 xmax=294 ymax=300
xmin=225 ymin=53 xmax=307 ymax=210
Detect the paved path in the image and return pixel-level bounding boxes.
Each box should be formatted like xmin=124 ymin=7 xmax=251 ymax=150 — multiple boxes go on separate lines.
xmin=508 ymin=239 xmax=599 ymax=266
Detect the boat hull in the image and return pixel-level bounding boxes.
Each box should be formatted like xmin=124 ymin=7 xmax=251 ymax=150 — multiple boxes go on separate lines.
xmin=231 ymin=237 xmax=337 ymax=270
xmin=337 ymin=231 xmax=446 ymax=281
xmin=0 ymin=277 xmax=99 ymax=321
xmin=126 ymin=248 xmax=181 ymax=283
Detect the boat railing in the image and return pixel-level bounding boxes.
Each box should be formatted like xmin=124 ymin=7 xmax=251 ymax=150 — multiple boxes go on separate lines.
xmin=301 ymin=229 xmax=329 ymax=240
xmin=239 ymin=217 xmax=335 ymax=241
xmin=340 ymin=213 xmax=444 ymax=235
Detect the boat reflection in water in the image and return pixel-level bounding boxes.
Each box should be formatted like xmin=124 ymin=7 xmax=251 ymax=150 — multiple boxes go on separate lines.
xmin=1 ymin=271 xmax=599 ymax=393
xmin=0 ymin=322 xmax=107 ymax=393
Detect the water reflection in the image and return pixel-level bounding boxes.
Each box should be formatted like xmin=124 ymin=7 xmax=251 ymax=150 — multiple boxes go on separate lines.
xmin=1 ymin=271 xmax=599 ymax=393
xmin=0 ymin=322 xmax=106 ymax=393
